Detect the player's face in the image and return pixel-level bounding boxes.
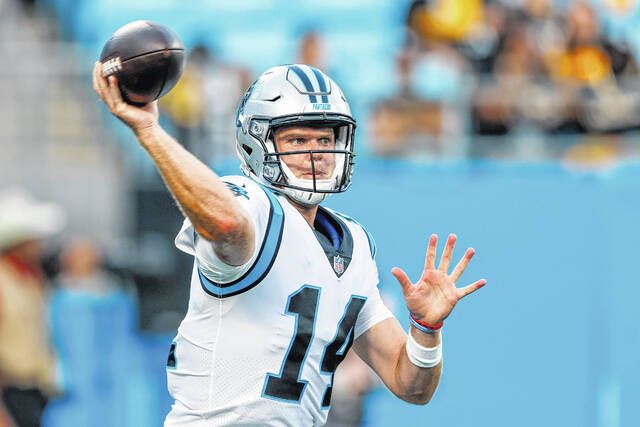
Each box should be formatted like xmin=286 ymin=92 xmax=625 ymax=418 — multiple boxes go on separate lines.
xmin=273 ymin=126 xmax=336 ymax=180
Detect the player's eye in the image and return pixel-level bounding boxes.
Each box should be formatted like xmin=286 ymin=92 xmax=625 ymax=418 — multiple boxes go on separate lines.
xmin=318 ymin=138 xmax=333 ymax=146
xmin=290 ymin=138 xmax=305 ymax=146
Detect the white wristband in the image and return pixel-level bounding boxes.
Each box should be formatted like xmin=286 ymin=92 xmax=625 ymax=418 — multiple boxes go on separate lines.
xmin=406 ymin=330 xmax=442 ymax=368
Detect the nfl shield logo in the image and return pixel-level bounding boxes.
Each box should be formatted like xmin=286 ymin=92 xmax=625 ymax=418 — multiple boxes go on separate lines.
xmin=333 ymin=255 xmax=345 ymax=275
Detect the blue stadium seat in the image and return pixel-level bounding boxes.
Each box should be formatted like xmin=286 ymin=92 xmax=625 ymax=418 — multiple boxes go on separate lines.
xmin=323 ymin=31 xmax=401 ymax=105
xmin=411 ymin=54 xmax=466 ymax=102
xmin=187 ymin=0 xmax=287 ymax=34
xmin=215 ymin=31 xmax=296 ymax=75
xmin=294 ymin=0 xmax=399 ymax=31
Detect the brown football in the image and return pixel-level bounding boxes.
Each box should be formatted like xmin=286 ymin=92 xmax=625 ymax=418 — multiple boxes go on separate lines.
xmin=99 ymin=20 xmax=184 ymax=105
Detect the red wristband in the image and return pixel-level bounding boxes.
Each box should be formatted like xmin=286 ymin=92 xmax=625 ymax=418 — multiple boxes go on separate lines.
xmin=410 ymin=314 xmax=443 ymax=331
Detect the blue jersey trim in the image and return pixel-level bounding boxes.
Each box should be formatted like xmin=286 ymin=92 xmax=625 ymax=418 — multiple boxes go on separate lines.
xmin=319 ymin=294 xmax=367 ymax=409
xmin=332 ymin=211 xmax=377 ymax=259
xmin=363 ymin=228 xmax=377 ymax=259
xmin=198 ymin=185 xmax=284 ymax=298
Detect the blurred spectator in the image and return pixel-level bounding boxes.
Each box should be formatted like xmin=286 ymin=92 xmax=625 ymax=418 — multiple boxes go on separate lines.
xmin=552 ymin=2 xmax=617 ymax=84
xmin=201 ymin=53 xmax=252 ymax=160
xmin=407 ymin=0 xmax=484 ymax=46
xmin=472 ymin=17 xmax=550 ymax=135
xmin=471 ymin=1 xmax=566 ymax=135
xmin=468 ymin=0 xmax=640 ymax=138
xmin=324 ymin=352 xmax=377 ymax=427
xmin=0 ymin=190 xmax=65 ymax=427
xmin=404 ymin=0 xmax=640 ymax=149
xmin=160 ymin=46 xmax=209 ymax=156
xmin=0 ymin=401 xmax=14 ymax=427
xmin=17 ymin=0 xmax=36 ymax=15
xmin=563 ymin=134 xmax=622 ymax=169
xmin=297 ymin=30 xmax=327 ymax=70
xmin=162 ymin=44 xmax=251 ymax=162
xmin=56 ymin=237 xmax=118 ymax=295
xmin=406 ymin=0 xmax=504 ymax=73
xmin=369 ymin=50 xmax=459 ymax=156
xmin=552 ymin=1 xmax=640 ymax=132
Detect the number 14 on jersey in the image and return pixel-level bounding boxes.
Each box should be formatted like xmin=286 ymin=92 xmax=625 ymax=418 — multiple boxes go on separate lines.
xmin=263 ymin=285 xmax=366 ymax=407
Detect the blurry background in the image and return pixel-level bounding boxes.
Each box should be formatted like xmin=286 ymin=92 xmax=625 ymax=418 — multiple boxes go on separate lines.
xmin=1 ymin=0 xmax=639 ymax=426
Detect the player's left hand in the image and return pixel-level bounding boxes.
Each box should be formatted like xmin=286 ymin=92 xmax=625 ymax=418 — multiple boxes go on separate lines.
xmin=392 ymin=234 xmax=486 ymax=327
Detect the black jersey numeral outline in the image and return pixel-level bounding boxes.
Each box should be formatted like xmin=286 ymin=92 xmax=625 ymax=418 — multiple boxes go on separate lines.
xmin=262 ymin=285 xmax=367 ymax=406
xmin=262 ymin=286 xmax=321 ymax=402
xmin=319 ymin=295 xmax=366 ymax=407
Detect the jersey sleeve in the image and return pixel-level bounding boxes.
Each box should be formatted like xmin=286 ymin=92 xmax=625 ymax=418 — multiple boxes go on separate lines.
xmin=174 ymin=176 xmax=271 ymax=284
xmin=354 ymin=248 xmax=394 ymax=340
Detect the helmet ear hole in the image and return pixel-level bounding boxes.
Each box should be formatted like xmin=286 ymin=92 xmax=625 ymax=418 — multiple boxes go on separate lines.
xmin=242 ymin=144 xmax=253 ymax=155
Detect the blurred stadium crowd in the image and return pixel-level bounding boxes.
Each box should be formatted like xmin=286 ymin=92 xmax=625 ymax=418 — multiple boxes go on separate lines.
xmin=39 ymin=0 xmax=640 ymax=162
xmin=3 ymin=0 xmax=640 ymax=426
xmin=5 ymin=0 xmax=640 ymax=166
xmin=14 ymin=0 xmax=640 ymax=164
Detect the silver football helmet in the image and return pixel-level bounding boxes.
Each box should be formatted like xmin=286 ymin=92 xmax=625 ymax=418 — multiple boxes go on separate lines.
xmin=235 ymin=64 xmax=356 ymax=206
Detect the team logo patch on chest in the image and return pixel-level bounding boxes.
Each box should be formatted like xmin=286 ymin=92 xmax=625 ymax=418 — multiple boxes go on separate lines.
xmin=333 ymin=255 xmax=345 ymax=276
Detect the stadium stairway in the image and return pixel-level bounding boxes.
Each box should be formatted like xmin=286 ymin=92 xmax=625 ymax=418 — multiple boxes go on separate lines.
xmin=0 ymin=0 xmax=128 ymax=246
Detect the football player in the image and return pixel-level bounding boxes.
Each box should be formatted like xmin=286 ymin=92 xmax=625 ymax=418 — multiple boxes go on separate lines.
xmin=93 ymin=62 xmax=486 ymax=426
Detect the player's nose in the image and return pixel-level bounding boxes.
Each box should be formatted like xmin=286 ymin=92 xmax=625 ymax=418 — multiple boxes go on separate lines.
xmin=309 ymin=139 xmax=324 ymax=150
xmin=310 ymin=139 xmax=333 ymax=157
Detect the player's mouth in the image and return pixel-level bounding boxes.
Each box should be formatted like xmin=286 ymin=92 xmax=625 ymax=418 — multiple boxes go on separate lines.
xmin=299 ymin=170 xmax=329 ymax=179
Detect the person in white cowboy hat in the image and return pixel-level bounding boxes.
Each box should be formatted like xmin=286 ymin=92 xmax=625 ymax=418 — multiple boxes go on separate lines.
xmin=0 ymin=189 xmax=65 ymax=427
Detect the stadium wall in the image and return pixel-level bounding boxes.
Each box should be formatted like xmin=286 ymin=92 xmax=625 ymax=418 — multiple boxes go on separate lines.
xmin=327 ymin=160 xmax=639 ymax=427
xmin=45 ymin=160 xmax=640 ymax=427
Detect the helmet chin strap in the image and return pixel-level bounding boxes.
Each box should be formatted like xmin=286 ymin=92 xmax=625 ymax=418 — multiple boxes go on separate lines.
xmin=276 ymin=160 xmax=334 ymax=206
xmin=243 ymin=162 xmax=330 ymax=207
xmin=283 ymin=187 xmax=330 ymax=207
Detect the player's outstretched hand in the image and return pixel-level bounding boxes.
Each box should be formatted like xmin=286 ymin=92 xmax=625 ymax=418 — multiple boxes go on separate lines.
xmin=92 ymin=62 xmax=159 ymax=135
xmin=392 ymin=234 xmax=486 ymax=327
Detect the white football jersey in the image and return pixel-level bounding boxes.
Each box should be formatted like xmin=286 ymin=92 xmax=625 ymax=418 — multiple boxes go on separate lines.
xmin=164 ymin=175 xmax=393 ymax=427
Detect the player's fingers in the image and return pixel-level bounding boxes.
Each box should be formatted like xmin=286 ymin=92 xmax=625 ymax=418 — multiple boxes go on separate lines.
xmin=450 ymin=248 xmax=475 ymax=283
xmin=438 ymin=233 xmax=457 ymax=273
xmin=97 ymin=66 xmax=116 ymax=111
xmin=391 ymin=267 xmax=413 ymax=296
xmin=101 ymin=76 xmax=116 ymax=111
xmin=423 ymin=234 xmax=438 ymax=272
xmin=98 ymin=63 xmax=110 ymax=94
xmin=92 ymin=62 xmax=101 ymax=95
xmin=93 ymin=62 xmax=108 ymax=99
xmin=456 ymin=279 xmax=487 ymax=300
xmin=107 ymin=76 xmax=126 ymax=114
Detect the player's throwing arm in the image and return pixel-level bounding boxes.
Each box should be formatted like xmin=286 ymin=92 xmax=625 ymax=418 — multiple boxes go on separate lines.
xmin=91 ymin=62 xmax=255 ymax=267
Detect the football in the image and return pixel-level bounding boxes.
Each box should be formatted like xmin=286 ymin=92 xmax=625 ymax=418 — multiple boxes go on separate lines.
xmin=99 ymin=20 xmax=184 ymax=105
